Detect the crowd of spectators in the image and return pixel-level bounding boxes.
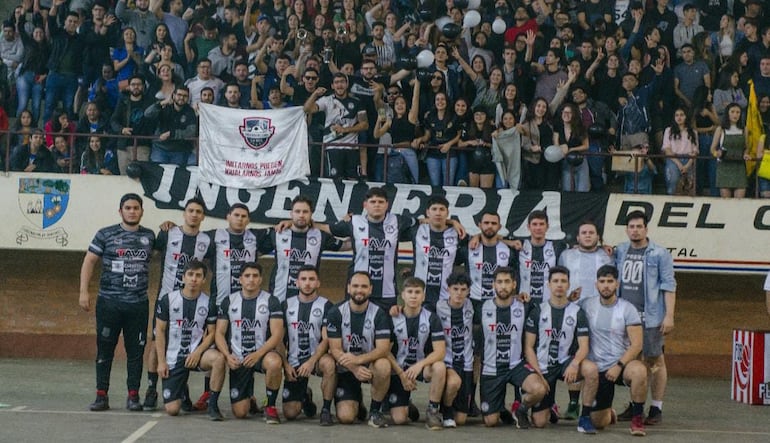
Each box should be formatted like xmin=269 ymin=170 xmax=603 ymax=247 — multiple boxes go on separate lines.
xmin=0 ymin=0 xmax=769 ymax=196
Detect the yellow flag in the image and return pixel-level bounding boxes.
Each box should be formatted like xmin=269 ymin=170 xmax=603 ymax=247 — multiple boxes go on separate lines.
xmin=746 ymin=79 xmax=765 ymax=175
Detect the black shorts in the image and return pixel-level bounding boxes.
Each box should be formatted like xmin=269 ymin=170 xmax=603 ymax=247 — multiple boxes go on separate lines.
xmin=282 ymin=365 xmax=321 ymax=403
xmin=532 ymin=358 xmax=574 ymax=412
xmin=479 ymin=362 xmax=536 ymax=416
xmin=325 ymin=149 xmax=360 ymax=179
xmin=448 ymin=367 xmax=473 ymax=414
xmin=594 ymin=369 xmax=629 ymax=411
xmin=334 ymin=371 xmax=363 ymax=403
xmin=386 ymin=372 xmax=427 ymax=407
xmin=162 ymin=365 xmax=202 ymax=403
xmin=468 ymin=148 xmax=496 ymax=174
xmin=228 ymin=358 xmax=268 ymax=403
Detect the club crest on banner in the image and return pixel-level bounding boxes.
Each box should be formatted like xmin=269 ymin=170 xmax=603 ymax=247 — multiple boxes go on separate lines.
xmin=239 ymin=117 xmax=276 ymax=150
xmin=16 ymin=178 xmax=70 ymax=246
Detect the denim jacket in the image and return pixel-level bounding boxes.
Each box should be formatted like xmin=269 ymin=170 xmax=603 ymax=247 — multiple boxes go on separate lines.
xmin=614 ymin=238 xmax=676 ymax=328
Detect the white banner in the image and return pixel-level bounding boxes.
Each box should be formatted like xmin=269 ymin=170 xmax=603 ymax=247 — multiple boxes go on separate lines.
xmin=198 ymin=104 xmax=310 ymax=188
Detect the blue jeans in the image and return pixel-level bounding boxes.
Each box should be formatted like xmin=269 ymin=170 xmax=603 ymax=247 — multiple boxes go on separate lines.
xmin=16 ymin=71 xmax=44 ymax=124
xmin=697 ymin=133 xmax=717 ymax=196
xmin=44 ymin=72 xmax=78 ymax=121
xmin=455 ymin=150 xmax=468 ymax=184
xmin=664 ymin=158 xmax=694 ymax=195
xmin=375 ymin=149 xmax=420 ymax=183
xmin=561 ymin=158 xmax=590 ymax=191
xmin=150 ymin=145 xmax=196 ymax=166
xmin=426 ymin=155 xmax=457 ymax=186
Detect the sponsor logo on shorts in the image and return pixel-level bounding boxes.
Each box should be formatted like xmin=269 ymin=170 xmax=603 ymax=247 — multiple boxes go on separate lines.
xmin=231 ymin=388 xmax=240 ymax=399
xmin=163 ymin=389 xmax=171 ymax=400
xmin=480 ymin=402 xmax=489 ymax=413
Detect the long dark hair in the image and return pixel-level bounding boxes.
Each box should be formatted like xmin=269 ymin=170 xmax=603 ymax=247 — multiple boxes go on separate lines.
xmin=558 ymin=103 xmax=586 ymax=139
xmin=721 ymin=103 xmax=745 ymax=129
xmin=668 ymin=106 xmax=697 ymax=143
xmin=524 ymin=97 xmax=551 ymax=123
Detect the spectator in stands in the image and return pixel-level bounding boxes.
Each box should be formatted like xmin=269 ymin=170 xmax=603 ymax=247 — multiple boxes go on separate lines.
xmin=11 ymin=110 xmax=33 ymax=149
xmin=76 ymin=101 xmax=111 ymax=156
xmin=554 ymin=103 xmax=590 ymax=192
xmin=110 ymin=75 xmax=155 ymax=174
xmin=692 ymin=86 xmax=721 ymax=197
xmin=143 ymin=42 xmax=184 ymax=85
xmin=79 ymin=1 xmax=120 ymax=111
xmin=710 ymin=103 xmax=749 ymax=198
xmin=15 ymin=18 xmax=48 ymax=126
xmin=713 ymin=68 xmax=748 ymax=120
xmin=185 ymin=59 xmax=224 ymax=106
xmin=147 ymin=63 xmax=180 ymax=103
xmin=44 ymin=2 xmax=85 ymax=121
xmin=208 ymin=32 xmax=240 ymax=81
xmin=674 ymin=43 xmax=711 ymax=109
xmin=662 ymin=107 xmax=699 ymax=195
xmin=1 ymin=19 xmax=23 ymax=82
xmin=184 ymin=17 xmax=219 ymax=69
xmin=88 ymin=64 xmax=121 ymax=120
xmin=80 ymin=135 xmax=118 ymax=175
xmin=112 ymin=27 xmax=145 ymax=91
xmin=11 ymin=128 xmax=54 ymax=172
xmin=52 ymin=134 xmax=74 ymax=173
xmin=221 ymin=82 xmax=245 ymax=109
xmin=151 ymin=0 xmax=187 ymax=56
xmin=44 ymin=109 xmax=76 ymax=149
xmin=144 ymin=85 xmax=198 ymax=165
xmin=673 ymin=4 xmax=703 ymax=57
xmin=116 ymin=0 xmax=160 ymax=50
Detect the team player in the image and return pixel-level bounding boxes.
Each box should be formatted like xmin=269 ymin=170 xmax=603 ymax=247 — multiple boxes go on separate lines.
xmin=411 ymin=195 xmax=464 ymax=311
xmin=479 ymin=267 xmax=546 ymax=428
xmin=326 ymin=272 xmax=392 ymax=427
xmin=265 ymin=196 xmax=345 ymax=302
xmin=214 ymin=262 xmax=284 ymax=423
xmin=517 ymin=210 xmax=567 ymax=304
xmin=583 ymin=265 xmax=648 ymax=436
xmin=280 ymin=266 xmax=337 ymax=426
xmin=523 ymin=266 xmax=598 ymax=433
xmin=386 ymin=277 xmax=446 ymax=429
xmin=436 ymin=272 xmax=474 ymax=427
xmin=614 ymin=210 xmax=676 ymax=425
xmin=154 ymin=261 xmax=225 ymax=420
xmin=145 ymin=197 xmax=212 ymax=411
xmin=80 ymin=193 xmax=156 ymax=411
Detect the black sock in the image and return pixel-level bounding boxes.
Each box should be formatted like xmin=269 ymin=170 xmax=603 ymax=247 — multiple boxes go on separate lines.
xmin=147 ymin=372 xmax=158 ymax=391
xmin=428 ymin=401 xmax=439 ymax=409
xmin=631 ymin=402 xmax=644 ymax=417
xmin=209 ymin=391 xmax=220 ymax=407
xmin=569 ymin=390 xmax=580 ymax=403
xmin=443 ymin=405 xmax=455 ymax=420
xmin=204 ymin=377 xmax=210 ymax=393
xmin=370 ymin=400 xmax=382 ymax=412
xmin=515 ymin=387 xmax=522 ymax=402
xmin=581 ymin=405 xmax=592 ymax=417
xmin=266 ymin=389 xmax=278 ymax=407
xmin=322 ymin=399 xmax=332 ymax=411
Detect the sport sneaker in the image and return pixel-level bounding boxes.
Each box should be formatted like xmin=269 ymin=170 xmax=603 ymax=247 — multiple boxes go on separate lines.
xmin=442 ymin=418 xmax=457 ymax=428
xmin=207 ymin=403 xmax=224 ymax=421
xmin=425 ymin=406 xmax=442 ymax=430
xmin=617 ymin=402 xmax=633 ymax=421
xmin=320 ymin=408 xmax=333 ymax=426
xmin=89 ymin=394 xmax=110 ymax=411
xmin=357 ymin=403 xmax=368 ymax=422
xmin=181 ymin=386 xmax=192 ymax=412
xmin=302 ymin=388 xmax=317 ymax=418
xmin=468 ymin=399 xmax=480 ymax=417
xmin=564 ymin=400 xmax=579 ymax=420
xmin=513 ymin=404 xmax=530 ymax=429
xmin=265 ymin=405 xmax=281 ymax=424
xmin=644 ymin=406 xmax=662 ymax=425
xmin=630 ymin=415 xmax=646 ymax=436
xmin=549 ymin=404 xmax=560 ymax=424
xmin=126 ymin=394 xmax=143 ymax=412
xmin=578 ymin=416 xmax=597 ymax=434
xmin=408 ymin=402 xmax=420 ymax=422
xmin=193 ymin=391 xmax=210 ymax=411
xmin=368 ymin=410 xmax=388 ymax=428
xmin=142 ymin=389 xmax=158 ymax=411
xmin=499 ymin=408 xmax=514 ymax=425
xmin=249 ymin=397 xmax=264 ymax=415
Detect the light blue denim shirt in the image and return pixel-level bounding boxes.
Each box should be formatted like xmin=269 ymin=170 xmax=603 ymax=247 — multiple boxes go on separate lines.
xmin=614 ymin=238 xmax=677 ymax=328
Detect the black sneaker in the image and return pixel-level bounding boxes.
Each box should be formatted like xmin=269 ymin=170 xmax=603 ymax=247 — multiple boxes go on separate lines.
xmin=408 ymin=402 xmax=420 ymax=422
xmin=644 ymin=406 xmax=662 ymax=425
xmin=181 ymin=397 xmax=193 ymax=412
xmin=142 ymin=389 xmax=158 ymax=411
xmin=320 ymin=408 xmax=333 ymax=426
xmin=368 ymin=409 xmax=388 ymax=428
xmin=468 ymin=399 xmax=481 ymax=417
xmin=617 ymin=402 xmax=633 ymax=422
xmin=499 ymin=408 xmax=514 ymax=425
xmin=249 ymin=397 xmax=264 ymax=415
xmin=513 ymin=405 xmax=530 ymax=429
xmin=126 ymin=394 xmax=143 ymax=412
xmin=208 ymin=404 xmax=224 ymax=421
xmin=89 ymin=394 xmax=109 ymax=411
xmin=357 ymin=403 xmax=368 ymax=422
xmin=302 ymin=388 xmax=317 ymax=418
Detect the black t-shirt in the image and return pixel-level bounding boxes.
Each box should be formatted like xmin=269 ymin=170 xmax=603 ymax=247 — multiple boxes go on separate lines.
xmin=423 ymin=110 xmax=458 ymax=157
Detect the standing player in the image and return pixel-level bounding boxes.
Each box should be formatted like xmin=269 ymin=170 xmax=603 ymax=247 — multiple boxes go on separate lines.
xmin=280 ymin=266 xmax=337 ymax=426
xmin=145 ymin=197 xmax=212 ymax=411
xmin=615 ymin=210 xmax=676 ymax=425
xmin=479 ymin=267 xmax=546 ymax=428
xmin=412 ymin=195 xmax=464 ymax=312
xmin=524 ymin=266 xmax=598 ymax=433
xmin=436 ymin=272 xmax=474 ymax=427
xmin=264 ymin=195 xmax=345 ymax=302
xmin=386 ymin=277 xmax=446 ymax=429
xmin=326 ymin=272 xmax=392 ymax=427
xmin=583 ymin=265 xmax=648 ymax=436
xmin=215 ymin=263 xmax=285 ymax=423
xmin=155 ymin=261 xmax=226 ymax=420
xmin=517 ymin=210 xmax=567 ymax=304
xmin=79 ymin=193 xmax=156 ymax=411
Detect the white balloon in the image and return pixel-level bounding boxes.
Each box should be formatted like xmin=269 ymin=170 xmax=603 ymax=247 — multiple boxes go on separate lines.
xmin=416 ymin=49 xmax=435 ymax=68
xmin=544 ymin=145 xmax=565 ymax=163
xmin=468 ymin=0 xmax=481 ymax=10
xmin=463 ymin=10 xmax=481 ymax=28
xmin=492 ymin=18 xmax=506 ymax=34
xmin=435 ymin=16 xmax=452 ymax=30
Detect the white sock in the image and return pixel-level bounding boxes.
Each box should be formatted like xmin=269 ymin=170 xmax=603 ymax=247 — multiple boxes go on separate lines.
xmin=650 ymin=400 xmax=663 ymax=410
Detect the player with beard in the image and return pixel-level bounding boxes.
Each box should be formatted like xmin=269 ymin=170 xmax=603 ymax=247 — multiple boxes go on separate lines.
xmin=155 ymin=261 xmax=226 ymax=420
xmin=479 ymin=267 xmax=545 ymax=428
xmin=215 ymin=263 xmax=284 ymax=423
xmin=517 ymin=210 xmax=567 ymax=305
xmin=325 ymin=272 xmax=392 ymax=428
xmin=80 ymin=193 xmax=156 ymax=412
xmin=582 ymin=265 xmax=648 ymax=436
xmin=524 ymin=266 xmax=598 ymax=433
xmin=280 ymin=266 xmax=337 ymax=425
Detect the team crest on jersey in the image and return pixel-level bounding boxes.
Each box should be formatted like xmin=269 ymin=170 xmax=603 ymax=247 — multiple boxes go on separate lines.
xmin=312 ymin=308 xmax=323 ymax=318
xmin=513 ymin=308 xmax=523 ymax=318
xmin=308 ymin=236 xmax=319 ymax=246
xmin=545 ymin=248 xmax=554 ymax=257
xmin=389 ymin=393 xmax=398 ymax=405
xmin=197 ymin=242 xmax=207 ymax=252
xmin=258 ymin=304 xmax=269 ymax=314
xmin=230 ymin=388 xmax=240 ymax=399
xmin=446 ymin=236 xmax=455 ymax=244
xmin=499 ymin=252 xmax=509 ymax=260
xmin=385 ymin=224 xmax=396 ymax=234
xmin=140 ymin=237 xmax=150 ymax=245
xmin=364 ymin=319 xmax=372 ymax=329
xmin=336 ymin=388 xmax=345 ymax=398
xmin=480 ymin=402 xmax=489 ymax=413
xmin=419 ymin=323 xmax=428 ymax=333
xmin=347 ymin=102 xmax=354 ymax=110
xmin=16 ymin=178 xmax=70 ymax=246
xmin=239 ymin=117 xmax=276 ymax=150
xmin=465 ymin=310 xmax=473 ymax=319
xmin=282 ymin=388 xmax=290 ymax=399
xmin=565 ymin=316 xmax=575 ymax=326
xmin=163 ymin=389 xmax=172 ymax=400
xmin=198 ymin=306 xmax=208 ymax=316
